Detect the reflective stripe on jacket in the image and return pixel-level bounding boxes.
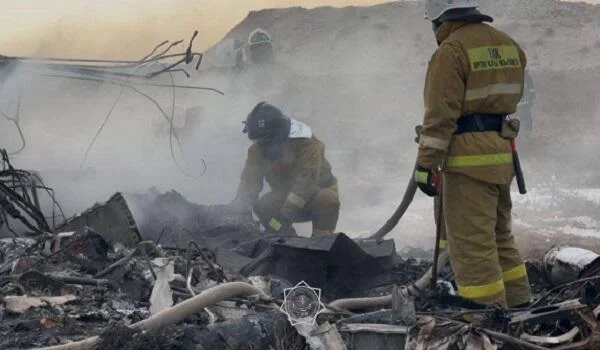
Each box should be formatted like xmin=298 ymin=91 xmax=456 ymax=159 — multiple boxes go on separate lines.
xmin=418 ymin=21 xmax=527 ymax=184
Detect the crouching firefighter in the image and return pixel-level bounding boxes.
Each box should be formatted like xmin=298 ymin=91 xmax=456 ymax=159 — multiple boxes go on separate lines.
xmin=232 ymin=102 xmax=340 ymax=237
xmin=414 ymin=0 xmax=532 ymax=309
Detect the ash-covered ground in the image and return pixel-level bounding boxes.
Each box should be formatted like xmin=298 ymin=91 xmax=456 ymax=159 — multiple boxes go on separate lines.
xmin=1 ymin=1 xmax=600 ymax=349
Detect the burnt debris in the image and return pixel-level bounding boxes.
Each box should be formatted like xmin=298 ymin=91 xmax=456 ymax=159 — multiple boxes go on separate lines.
xmin=0 ymin=176 xmax=600 ymax=349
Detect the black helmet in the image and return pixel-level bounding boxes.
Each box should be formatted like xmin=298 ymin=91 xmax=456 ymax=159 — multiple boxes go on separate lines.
xmin=243 ymin=102 xmax=291 ymax=143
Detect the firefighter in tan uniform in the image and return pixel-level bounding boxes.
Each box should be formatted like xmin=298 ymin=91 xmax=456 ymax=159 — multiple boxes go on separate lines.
xmin=233 ymin=102 xmax=340 ymax=236
xmin=415 ymin=0 xmax=532 ymax=308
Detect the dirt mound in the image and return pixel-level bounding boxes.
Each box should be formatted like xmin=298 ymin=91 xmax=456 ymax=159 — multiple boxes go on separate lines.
xmin=216 ymin=0 xmax=600 ymax=74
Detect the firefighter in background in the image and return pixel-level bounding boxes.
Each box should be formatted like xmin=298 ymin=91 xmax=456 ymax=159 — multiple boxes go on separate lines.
xmin=248 ymin=28 xmax=274 ymax=64
xmin=415 ymin=0 xmax=532 ymax=308
xmin=232 ymin=102 xmax=340 ymax=236
xmin=517 ymin=70 xmax=535 ymax=134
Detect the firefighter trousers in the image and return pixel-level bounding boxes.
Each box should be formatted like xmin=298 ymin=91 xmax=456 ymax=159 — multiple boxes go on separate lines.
xmin=442 ymin=172 xmax=531 ymax=308
xmin=254 ymin=187 xmax=340 ymax=236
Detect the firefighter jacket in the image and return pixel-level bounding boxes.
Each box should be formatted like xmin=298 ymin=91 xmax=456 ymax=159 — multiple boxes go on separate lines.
xmin=417 ymin=21 xmax=527 ymax=184
xmin=236 ymin=136 xmax=337 ymax=212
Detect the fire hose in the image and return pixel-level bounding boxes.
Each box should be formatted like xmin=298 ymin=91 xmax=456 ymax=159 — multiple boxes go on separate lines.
xmin=333 ymin=125 xmax=447 ymax=312
xmin=369 ymin=121 xmax=526 ymax=242
xmin=367 ymin=162 xmax=418 ymax=241
xmin=327 ymin=251 xmax=449 ymax=311
xmin=32 ymin=282 xmax=270 ymax=350
xmin=367 ymin=125 xmax=423 ymax=241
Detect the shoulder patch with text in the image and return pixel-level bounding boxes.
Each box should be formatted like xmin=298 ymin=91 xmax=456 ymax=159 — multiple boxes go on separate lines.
xmin=468 ymin=45 xmax=521 ymax=72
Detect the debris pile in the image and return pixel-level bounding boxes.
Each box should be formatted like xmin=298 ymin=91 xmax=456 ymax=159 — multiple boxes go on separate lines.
xmin=1 ymin=186 xmax=600 ymax=349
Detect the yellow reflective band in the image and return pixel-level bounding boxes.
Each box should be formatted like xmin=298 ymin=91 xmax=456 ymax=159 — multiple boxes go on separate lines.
xmin=503 ymin=264 xmax=527 ymax=283
xmin=446 ymin=153 xmax=512 ymax=168
xmin=458 ymin=279 xmax=505 ymax=299
xmin=414 ymin=170 xmax=429 ymax=184
xmin=465 ymin=83 xmax=522 ymax=101
xmin=419 ymin=134 xmax=450 ymax=151
xmin=269 ymin=218 xmax=282 ymax=231
xmin=468 ymin=45 xmax=522 ymax=72
xmin=286 ymin=192 xmax=307 ymax=208
xmin=438 ymin=239 xmax=447 ymax=249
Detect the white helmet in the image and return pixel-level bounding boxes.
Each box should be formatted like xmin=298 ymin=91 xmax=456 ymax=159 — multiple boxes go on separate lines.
xmin=424 ymin=0 xmax=480 ymax=21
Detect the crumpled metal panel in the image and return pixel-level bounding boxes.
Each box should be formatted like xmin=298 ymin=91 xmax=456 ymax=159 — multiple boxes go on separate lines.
xmin=543 ymin=246 xmax=600 ymax=286
xmin=404 ymin=317 xmax=497 ymax=350
xmin=340 ymin=323 xmax=407 ymax=350
xmin=56 ymin=192 xmax=141 ymax=247
xmin=238 ymin=233 xmax=397 ymax=300
xmin=509 ymin=299 xmax=600 ymax=349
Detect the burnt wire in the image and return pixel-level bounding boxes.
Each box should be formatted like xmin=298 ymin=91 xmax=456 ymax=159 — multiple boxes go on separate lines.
xmin=40 ymin=74 xmax=224 ymax=95
xmin=187 ymin=240 xmax=225 ymax=282
xmin=10 ymin=46 xmax=203 ymax=78
xmin=6 ymin=51 xmax=202 ymax=66
xmin=0 ymin=89 xmax=26 ymax=155
xmin=79 ymin=84 xmax=126 ymax=169
xmin=0 ymin=182 xmax=49 ymax=232
xmin=1 ymin=209 xmax=18 ymax=238
xmin=139 ymin=41 xmax=169 ymax=62
xmin=78 ymin=39 xmax=178 ymax=169
xmin=531 ymin=275 xmax=600 ymax=307
xmin=0 ymin=150 xmax=65 ymax=232
xmin=47 ymin=71 xmax=210 ymax=178
xmin=161 ymin=60 xmax=208 ymax=179
xmin=69 ymin=37 xmax=211 ymax=177
xmin=66 ymin=71 xmax=208 ymax=178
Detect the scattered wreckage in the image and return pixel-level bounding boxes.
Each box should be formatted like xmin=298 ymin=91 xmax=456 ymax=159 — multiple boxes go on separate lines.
xmin=1 ymin=152 xmax=600 ymax=349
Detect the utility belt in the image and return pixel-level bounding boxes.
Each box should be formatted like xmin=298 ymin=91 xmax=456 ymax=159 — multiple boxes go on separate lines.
xmin=451 ymin=113 xmax=527 ymax=194
xmin=454 ymin=113 xmax=506 ymax=135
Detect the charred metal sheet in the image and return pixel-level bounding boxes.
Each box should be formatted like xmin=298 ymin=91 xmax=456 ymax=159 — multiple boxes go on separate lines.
xmin=238 ymin=233 xmax=396 ymax=300
xmin=543 ymin=246 xmax=600 ymax=286
xmin=56 ymin=192 xmax=141 ymax=247
xmin=405 ymin=317 xmax=497 ymax=350
xmin=340 ymin=323 xmax=408 ymax=350
xmin=49 ymin=228 xmax=112 ymax=275
xmin=57 ymin=190 xmax=263 ymax=259
xmin=509 ymin=299 xmax=600 ymax=349
xmin=188 ymin=311 xmax=303 ymax=350
xmin=17 ymin=270 xmax=65 ymax=296
xmin=123 ymin=190 xmax=262 ymax=249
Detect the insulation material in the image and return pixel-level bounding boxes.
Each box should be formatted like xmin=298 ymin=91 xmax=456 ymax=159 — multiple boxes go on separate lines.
xmin=149 ymin=258 xmax=175 ymax=315
xmin=543 ymin=245 xmax=600 ymax=286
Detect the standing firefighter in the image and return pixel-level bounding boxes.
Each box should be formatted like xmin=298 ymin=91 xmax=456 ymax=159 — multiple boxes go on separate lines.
xmin=233 ymin=102 xmax=340 ymax=237
xmin=415 ymin=0 xmax=532 ymax=308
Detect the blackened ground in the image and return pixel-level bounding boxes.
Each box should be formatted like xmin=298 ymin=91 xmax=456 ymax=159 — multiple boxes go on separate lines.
xmin=93 ymin=324 xmax=196 ymax=350
xmin=92 ymin=311 xmax=303 ymax=350
xmin=349 ymin=258 xmax=429 ymax=298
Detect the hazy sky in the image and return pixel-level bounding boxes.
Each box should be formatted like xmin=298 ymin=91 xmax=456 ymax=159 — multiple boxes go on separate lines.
xmin=0 ymin=0 xmax=598 ymax=58
xmin=0 ymin=0 xmax=388 ymax=58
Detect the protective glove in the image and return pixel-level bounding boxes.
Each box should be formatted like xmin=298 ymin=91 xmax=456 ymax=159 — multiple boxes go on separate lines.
xmin=266 ymin=212 xmax=293 ymax=232
xmin=414 ymin=165 xmax=440 ymax=197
